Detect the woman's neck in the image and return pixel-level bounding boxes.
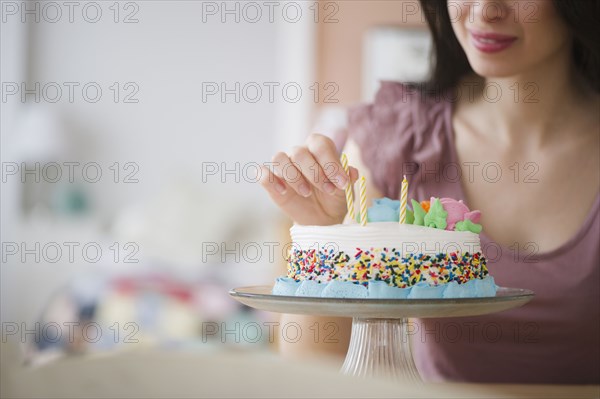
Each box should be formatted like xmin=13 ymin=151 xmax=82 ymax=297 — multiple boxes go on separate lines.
xmin=460 ymin=49 xmax=596 ymax=147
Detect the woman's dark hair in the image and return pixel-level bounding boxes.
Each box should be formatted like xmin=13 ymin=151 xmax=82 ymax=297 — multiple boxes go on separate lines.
xmin=419 ymin=0 xmax=600 ymax=93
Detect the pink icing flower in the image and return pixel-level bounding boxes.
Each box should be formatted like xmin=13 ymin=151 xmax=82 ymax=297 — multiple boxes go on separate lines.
xmin=437 ymin=197 xmax=482 ymax=231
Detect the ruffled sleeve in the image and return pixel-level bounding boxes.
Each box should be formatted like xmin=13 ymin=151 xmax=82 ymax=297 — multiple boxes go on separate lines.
xmin=346 ymin=81 xmax=453 ymax=199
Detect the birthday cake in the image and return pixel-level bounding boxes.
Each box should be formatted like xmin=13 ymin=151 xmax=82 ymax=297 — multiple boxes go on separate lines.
xmin=272 ymin=197 xmax=497 ymax=299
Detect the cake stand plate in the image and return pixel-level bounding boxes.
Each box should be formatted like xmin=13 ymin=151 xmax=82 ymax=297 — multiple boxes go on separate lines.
xmin=229 ymin=286 xmax=533 ymax=318
xmin=229 ymin=286 xmax=534 ymax=382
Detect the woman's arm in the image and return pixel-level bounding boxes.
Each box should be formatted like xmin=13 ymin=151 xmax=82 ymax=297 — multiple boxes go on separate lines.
xmin=277 ymin=314 xmax=351 ymax=361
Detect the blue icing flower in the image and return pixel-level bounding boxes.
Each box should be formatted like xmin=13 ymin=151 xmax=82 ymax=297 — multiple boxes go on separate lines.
xmin=321 ymin=280 xmax=368 ymax=299
xmin=368 ymin=281 xmax=410 ymax=299
xmin=407 ymin=282 xmax=445 ymax=299
xmin=367 ymin=197 xmax=401 ymax=222
xmin=374 ymin=197 xmax=401 ymax=210
xmin=295 ymin=280 xmax=325 ymax=297
xmin=272 ymin=277 xmax=299 ymax=296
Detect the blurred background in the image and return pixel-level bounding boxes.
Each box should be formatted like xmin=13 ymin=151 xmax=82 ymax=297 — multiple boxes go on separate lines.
xmin=1 ymin=0 xmax=430 ymax=396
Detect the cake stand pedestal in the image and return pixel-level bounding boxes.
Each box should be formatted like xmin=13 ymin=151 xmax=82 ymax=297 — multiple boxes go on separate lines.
xmin=229 ymin=286 xmax=534 ymax=382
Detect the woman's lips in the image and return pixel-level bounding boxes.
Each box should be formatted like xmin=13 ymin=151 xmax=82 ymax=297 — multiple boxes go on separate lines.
xmin=469 ymin=30 xmax=517 ymax=53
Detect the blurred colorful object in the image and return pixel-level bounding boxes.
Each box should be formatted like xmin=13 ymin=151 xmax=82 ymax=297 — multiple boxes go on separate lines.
xmin=24 ymin=272 xmax=269 ymax=366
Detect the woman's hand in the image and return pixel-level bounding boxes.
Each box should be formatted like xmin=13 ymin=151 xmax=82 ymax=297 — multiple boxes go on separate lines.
xmin=260 ymin=133 xmax=358 ymax=226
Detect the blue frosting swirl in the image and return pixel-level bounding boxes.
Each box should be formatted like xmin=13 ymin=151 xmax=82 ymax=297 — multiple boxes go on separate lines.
xmin=321 ymin=280 xmax=368 ymax=298
xmin=407 ymin=282 xmax=445 ymax=299
xmin=272 ymin=277 xmax=299 ymax=296
xmin=272 ymin=277 xmax=498 ymax=299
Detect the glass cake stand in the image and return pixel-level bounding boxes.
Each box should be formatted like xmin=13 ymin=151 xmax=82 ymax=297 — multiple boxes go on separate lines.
xmin=229 ymin=285 xmax=534 ymax=382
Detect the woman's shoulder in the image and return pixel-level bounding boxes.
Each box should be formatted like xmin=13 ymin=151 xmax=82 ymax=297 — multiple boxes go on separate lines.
xmin=354 ymin=80 xmax=450 ymax=112
xmin=347 ymin=81 xmax=452 ymax=142
xmin=373 ymin=80 xmax=430 ymax=105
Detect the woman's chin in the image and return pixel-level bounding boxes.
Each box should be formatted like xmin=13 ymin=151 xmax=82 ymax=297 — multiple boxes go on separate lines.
xmin=468 ymin=61 xmax=524 ymax=80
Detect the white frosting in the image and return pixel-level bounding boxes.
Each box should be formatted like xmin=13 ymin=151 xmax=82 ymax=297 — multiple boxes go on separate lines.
xmin=290 ymin=222 xmax=481 ymax=255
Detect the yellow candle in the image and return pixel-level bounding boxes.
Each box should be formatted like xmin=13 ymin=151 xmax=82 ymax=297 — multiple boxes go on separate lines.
xmin=399 ymin=175 xmax=408 ymax=224
xmin=340 ymin=153 xmax=355 ymax=222
xmin=359 ymin=176 xmax=367 ymax=226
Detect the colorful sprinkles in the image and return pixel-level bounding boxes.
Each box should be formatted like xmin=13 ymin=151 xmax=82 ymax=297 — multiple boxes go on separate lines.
xmin=287 ymin=247 xmax=488 ymax=289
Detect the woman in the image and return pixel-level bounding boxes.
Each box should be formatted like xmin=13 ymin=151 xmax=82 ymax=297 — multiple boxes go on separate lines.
xmin=260 ymin=0 xmax=599 ymax=383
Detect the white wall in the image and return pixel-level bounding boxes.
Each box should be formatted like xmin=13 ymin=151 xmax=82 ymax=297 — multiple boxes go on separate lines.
xmin=24 ymin=1 xmax=308 ymax=209
xmin=1 ymin=0 xmax=30 ymax=325
xmin=1 ymin=1 xmax=316 ymax=324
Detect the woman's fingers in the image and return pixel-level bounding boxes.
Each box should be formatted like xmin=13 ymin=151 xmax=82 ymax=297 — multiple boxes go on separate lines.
xmin=259 ymin=165 xmax=287 ymax=195
xmin=306 ymin=133 xmax=349 ymax=190
xmin=271 ymin=151 xmax=312 ymax=197
xmin=259 ymin=165 xmax=303 ymax=211
xmin=267 ymin=144 xmax=359 ymax=199
xmin=260 ymin=137 xmax=362 ymax=226
xmin=348 ymin=166 xmax=359 ymax=184
xmin=289 ymin=146 xmax=337 ymax=195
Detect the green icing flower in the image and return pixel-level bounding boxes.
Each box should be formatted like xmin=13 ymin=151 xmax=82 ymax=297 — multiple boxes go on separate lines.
xmin=411 ymin=199 xmax=426 ymax=226
xmin=454 ymin=219 xmax=482 ymax=234
xmin=355 ymin=214 xmax=367 ymax=223
xmin=405 ymin=209 xmax=414 ymax=224
xmin=424 ymin=198 xmax=447 ymax=229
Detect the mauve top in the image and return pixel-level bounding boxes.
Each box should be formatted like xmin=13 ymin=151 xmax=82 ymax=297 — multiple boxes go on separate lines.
xmin=345 ymin=81 xmax=600 ymax=384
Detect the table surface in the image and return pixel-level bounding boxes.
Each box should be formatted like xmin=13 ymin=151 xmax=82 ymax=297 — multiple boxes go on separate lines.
xmin=2 ymin=345 xmax=598 ymax=399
